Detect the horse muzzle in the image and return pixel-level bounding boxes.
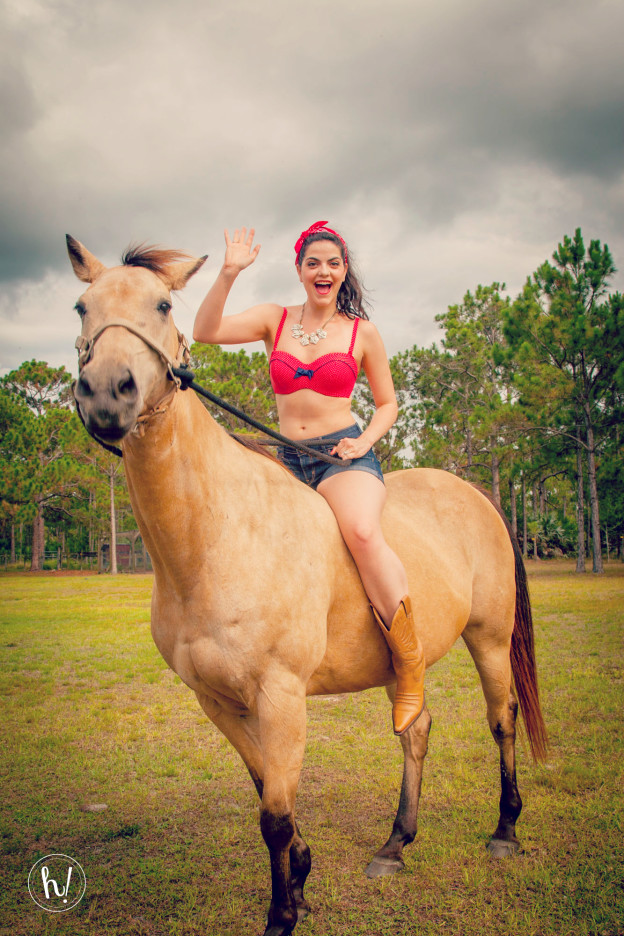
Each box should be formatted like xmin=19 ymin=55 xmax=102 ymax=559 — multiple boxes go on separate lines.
xmin=73 ymin=319 xmax=188 ymax=449
xmin=74 ymin=362 xmax=143 ymax=441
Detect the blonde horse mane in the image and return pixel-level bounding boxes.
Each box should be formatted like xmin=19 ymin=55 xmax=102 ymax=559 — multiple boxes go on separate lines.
xmin=122 ymin=243 xmax=197 ymax=280
xmin=229 ymin=432 xmax=292 ymax=470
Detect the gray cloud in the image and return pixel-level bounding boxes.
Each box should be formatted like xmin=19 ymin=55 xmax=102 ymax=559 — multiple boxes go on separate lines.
xmin=1 ymin=0 xmax=623 ymax=372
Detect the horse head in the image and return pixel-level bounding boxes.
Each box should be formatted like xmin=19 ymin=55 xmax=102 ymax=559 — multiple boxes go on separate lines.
xmin=67 ymin=235 xmax=206 ymax=444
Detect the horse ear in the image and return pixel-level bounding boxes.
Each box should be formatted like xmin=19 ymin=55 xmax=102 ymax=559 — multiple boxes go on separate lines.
xmin=161 ymin=255 xmax=208 ymax=291
xmin=66 ymin=235 xmax=107 ymax=283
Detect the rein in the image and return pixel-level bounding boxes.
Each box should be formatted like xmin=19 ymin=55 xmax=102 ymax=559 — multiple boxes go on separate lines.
xmin=170 ymin=365 xmax=350 ymax=466
xmin=73 ymin=321 xmax=350 ymax=466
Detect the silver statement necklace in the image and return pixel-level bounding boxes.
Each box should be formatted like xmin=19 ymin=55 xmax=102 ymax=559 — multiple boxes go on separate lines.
xmin=291 ymin=303 xmax=337 ymax=346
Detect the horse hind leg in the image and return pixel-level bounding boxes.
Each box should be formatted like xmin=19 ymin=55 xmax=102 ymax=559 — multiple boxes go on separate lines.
xmin=462 ymin=635 xmax=523 ymax=857
xmin=487 ymin=692 xmax=523 ymax=857
xmin=366 ymin=685 xmax=432 ymax=878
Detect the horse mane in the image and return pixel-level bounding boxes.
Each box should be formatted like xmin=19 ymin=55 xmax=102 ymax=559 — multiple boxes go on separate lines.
xmin=122 ymin=243 xmax=195 ymax=276
xmin=229 ymin=432 xmax=292 ymax=471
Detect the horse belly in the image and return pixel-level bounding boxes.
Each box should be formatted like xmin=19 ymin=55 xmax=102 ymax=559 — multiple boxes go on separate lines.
xmin=306 ymin=594 xmax=395 ymax=695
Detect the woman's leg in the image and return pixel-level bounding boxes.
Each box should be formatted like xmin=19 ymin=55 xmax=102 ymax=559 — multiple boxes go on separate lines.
xmin=317 ymin=469 xmax=425 ymax=734
xmin=316 ymin=470 xmax=407 ymax=623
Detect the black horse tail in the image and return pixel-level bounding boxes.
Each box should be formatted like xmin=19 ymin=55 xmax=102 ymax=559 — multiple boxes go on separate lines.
xmin=509 ymin=531 xmax=549 ymax=762
xmin=476 ymin=488 xmax=549 ymax=762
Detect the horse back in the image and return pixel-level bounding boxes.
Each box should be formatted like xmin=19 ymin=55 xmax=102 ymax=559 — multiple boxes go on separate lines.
xmin=308 ymin=467 xmax=515 ymax=696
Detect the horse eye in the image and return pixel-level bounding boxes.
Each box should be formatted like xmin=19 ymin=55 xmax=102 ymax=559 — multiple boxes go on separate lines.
xmin=158 ymin=300 xmax=172 ymax=315
xmin=75 ymin=302 xmax=86 ymax=319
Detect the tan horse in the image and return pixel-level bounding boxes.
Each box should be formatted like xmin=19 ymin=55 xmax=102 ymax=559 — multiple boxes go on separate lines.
xmin=68 ymin=237 xmax=547 ymax=936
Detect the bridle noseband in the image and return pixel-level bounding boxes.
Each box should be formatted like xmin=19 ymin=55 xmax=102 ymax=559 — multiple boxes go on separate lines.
xmin=73 ymin=318 xmax=190 ymax=457
xmin=75 ymin=318 xmax=189 ymax=381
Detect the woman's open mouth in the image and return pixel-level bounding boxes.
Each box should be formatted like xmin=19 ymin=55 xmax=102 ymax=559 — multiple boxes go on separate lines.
xmin=314 ymin=282 xmax=332 ymax=296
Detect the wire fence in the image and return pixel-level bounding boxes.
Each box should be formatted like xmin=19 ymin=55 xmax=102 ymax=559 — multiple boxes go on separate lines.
xmin=0 ymin=546 xmax=152 ymax=573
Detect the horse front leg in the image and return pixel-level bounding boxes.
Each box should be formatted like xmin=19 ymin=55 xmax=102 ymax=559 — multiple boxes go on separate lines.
xmin=289 ymin=821 xmax=312 ymax=924
xmin=258 ymin=798 xmax=311 ymax=926
xmin=258 ymin=680 xmax=308 ymax=936
xmin=366 ymin=687 xmax=432 ymax=877
xmin=196 ymin=692 xmax=311 ymax=929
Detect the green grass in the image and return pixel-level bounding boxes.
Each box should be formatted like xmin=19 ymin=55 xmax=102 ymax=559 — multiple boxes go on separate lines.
xmin=1 ymin=561 xmax=623 ymax=935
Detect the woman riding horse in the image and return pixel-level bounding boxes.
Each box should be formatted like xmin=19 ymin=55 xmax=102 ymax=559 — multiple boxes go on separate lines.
xmin=69 ymin=232 xmax=546 ymax=935
xmin=192 ymin=222 xmax=425 ymax=736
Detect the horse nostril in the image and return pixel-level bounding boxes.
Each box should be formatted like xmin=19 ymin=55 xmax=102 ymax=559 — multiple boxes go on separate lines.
xmin=76 ymin=374 xmax=94 ymax=398
xmin=115 ymin=370 xmax=138 ymax=400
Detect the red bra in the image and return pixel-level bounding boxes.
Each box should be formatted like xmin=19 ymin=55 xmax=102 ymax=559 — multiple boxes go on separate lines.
xmin=269 ymin=309 xmax=360 ymax=398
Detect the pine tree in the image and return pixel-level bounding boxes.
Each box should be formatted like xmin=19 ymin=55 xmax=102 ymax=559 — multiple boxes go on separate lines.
xmin=505 ymin=229 xmax=624 ymax=572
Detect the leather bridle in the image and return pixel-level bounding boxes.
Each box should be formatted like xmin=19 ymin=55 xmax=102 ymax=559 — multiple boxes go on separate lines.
xmin=73 ymin=319 xmax=190 ymax=456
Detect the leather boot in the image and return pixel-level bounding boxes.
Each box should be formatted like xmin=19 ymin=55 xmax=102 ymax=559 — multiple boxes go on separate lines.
xmin=371 ymin=595 xmax=425 ymax=735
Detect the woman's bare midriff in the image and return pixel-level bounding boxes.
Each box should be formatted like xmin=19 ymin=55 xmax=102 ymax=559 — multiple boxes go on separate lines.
xmin=275 ymin=390 xmax=356 ymax=439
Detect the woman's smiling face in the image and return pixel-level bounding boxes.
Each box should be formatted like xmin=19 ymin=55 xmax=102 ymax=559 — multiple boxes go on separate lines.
xmin=297 ymin=239 xmax=347 ymax=305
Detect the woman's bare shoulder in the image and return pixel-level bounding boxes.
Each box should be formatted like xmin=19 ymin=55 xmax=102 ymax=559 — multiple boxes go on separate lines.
xmin=264 ymin=303 xmax=290 ymax=333
xmin=357 ymin=318 xmax=384 ymax=347
xmin=356 ymin=318 xmax=378 ymax=335
xmin=252 ymin=302 xmax=286 ymax=320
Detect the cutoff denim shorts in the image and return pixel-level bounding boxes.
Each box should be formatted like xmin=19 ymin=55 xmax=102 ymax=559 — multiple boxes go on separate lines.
xmin=278 ymin=424 xmax=385 ymax=490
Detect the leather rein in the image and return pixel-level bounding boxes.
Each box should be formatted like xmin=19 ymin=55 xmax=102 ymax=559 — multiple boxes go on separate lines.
xmin=73 ymin=320 xmax=350 ymax=466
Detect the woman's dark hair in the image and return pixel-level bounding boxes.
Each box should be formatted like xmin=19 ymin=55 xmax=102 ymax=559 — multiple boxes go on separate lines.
xmin=296 ymin=231 xmax=371 ymax=320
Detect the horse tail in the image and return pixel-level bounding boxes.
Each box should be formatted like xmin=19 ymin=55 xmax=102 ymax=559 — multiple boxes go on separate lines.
xmin=509 ymin=531 xmax=548 ymax=762
xmin=474 ymin=487 xmax=548 ymax=762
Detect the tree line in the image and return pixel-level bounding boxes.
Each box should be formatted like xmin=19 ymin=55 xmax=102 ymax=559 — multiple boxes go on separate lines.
xmin=1 ymin=229 xmax=622 ymax=572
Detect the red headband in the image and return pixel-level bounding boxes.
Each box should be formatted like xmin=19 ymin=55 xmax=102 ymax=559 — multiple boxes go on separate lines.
xmin=294 ymin=221 xmax=348 ymax=261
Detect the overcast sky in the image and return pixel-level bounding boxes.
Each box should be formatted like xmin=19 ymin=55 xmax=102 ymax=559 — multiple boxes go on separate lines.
xmin=2 ymin=0 xmax=623 ymax=376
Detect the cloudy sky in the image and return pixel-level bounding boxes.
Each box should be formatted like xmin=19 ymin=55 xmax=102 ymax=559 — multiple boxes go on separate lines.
xmin=2 ymin=0 xmax=623 ymax=376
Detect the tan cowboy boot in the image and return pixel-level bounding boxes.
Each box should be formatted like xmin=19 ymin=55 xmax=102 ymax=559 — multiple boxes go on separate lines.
xmin=372 ymin=595 xmax=425 ymax=735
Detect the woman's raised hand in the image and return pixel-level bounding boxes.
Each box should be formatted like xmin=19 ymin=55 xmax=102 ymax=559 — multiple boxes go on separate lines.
xmin=223 ymin=227 xmax=261 ymax=274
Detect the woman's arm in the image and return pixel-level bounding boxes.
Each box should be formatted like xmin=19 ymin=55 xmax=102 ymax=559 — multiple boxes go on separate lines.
xmin=193 ymin=228 xmax=277 ymax=345
xmin=332 ymin=322 xmax=398 ymax=459
xmin=359 ymin=322 xmax=399 ymax=445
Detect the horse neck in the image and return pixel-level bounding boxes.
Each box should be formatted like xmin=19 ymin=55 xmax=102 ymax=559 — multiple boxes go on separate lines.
xmin=121 ymin=388 xmax=241 ymax=592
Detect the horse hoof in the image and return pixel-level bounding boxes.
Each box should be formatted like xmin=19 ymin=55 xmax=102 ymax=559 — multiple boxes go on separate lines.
xmin=365 ymin=855 xmax=405 ymax=878
xmin=296 ymin=901 xmax=311 ymax=923
xmin=263 ymin=911 xmax=298 ymax=936
xmin=486 ymin=837 xmax=521 ymax=858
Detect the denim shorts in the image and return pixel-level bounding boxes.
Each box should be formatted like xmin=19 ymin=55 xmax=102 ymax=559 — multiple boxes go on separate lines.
xmin=278 ymin=424 xmax=385 ymax=490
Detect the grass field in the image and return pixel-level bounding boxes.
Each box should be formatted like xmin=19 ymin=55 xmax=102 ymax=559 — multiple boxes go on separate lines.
xmin=1 ymin=562 xmax=622 ymax=935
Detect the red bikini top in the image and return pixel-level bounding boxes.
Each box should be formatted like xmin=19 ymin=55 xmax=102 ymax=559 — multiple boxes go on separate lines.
xmin=269 ymin=309 xmax=360 ymax=398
